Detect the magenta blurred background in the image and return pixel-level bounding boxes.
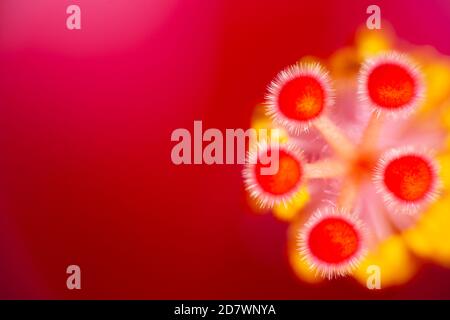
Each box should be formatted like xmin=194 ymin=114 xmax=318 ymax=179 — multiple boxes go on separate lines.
xmin=0 ymin=0 xmax=450 ymax=299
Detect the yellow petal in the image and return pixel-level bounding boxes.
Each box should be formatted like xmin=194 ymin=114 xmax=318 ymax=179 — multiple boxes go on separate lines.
xmin=329 ymin=47 xmax=360 ymax=79
xmin=353 ymin=235 xmax=419 ymax=288
xmin=287 ymin=219 xmax=323 ymax=284
xmin=419 ymin=61 xmax=450 ymax=114
xmin=251 ymin=104 xmax=289 ymax=145
xmin=403 ymin=196 xmax=450 ymax=268
xmin=355 ymin=25 xmax=393 ymax=59
xmin=438 ymin=152 xmax=450 ymax=189
xmin=273 ymin=187 xmax=309 ymax=222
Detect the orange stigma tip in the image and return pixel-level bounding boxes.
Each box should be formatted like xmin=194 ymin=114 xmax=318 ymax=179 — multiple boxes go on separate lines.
xmin=368 ymin=63 xmax=415 ymax=109
xmin=384 ymin=155 xmax=433 ymax=202
xmin=266 ymin=63 xmax=334 ymax=134
xmin=358 ymin=52 xmax=423 ymax=116
xmin=308 ymin=217 xmax=359 ymax=264
xmin=278 ymin=76 xmax=324 ymax=121
xmin=243 ymin=143 xmax=304 ymax=208
xmin=374 ymin=147 xmax=440 ymax=214
xmin=255 ymin=149 xmax=303 ymax=195
xmin=298 ymin=207 xmax=366 ymax=279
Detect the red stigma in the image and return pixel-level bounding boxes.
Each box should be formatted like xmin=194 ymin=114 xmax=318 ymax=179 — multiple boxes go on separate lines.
xmin=384 ymin=155 xmax=433 ymax=202
xmin=278 ymin=76 xmax=325 ymax=121
xmin=308 ymin=217 xmax=359 ymax=264
xmin=255 ymin=150 xmax=302 ymax=195
xmin=367 ymin=63 xmax=416 ymax=109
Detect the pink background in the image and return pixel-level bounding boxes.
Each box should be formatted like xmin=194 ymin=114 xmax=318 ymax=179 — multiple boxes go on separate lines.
xmin=0 ymin=0 xmax=450 ymax=299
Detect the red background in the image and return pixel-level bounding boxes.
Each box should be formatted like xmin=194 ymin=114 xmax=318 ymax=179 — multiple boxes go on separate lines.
xmin=1 ymin=0 xmax=450 ymax=299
